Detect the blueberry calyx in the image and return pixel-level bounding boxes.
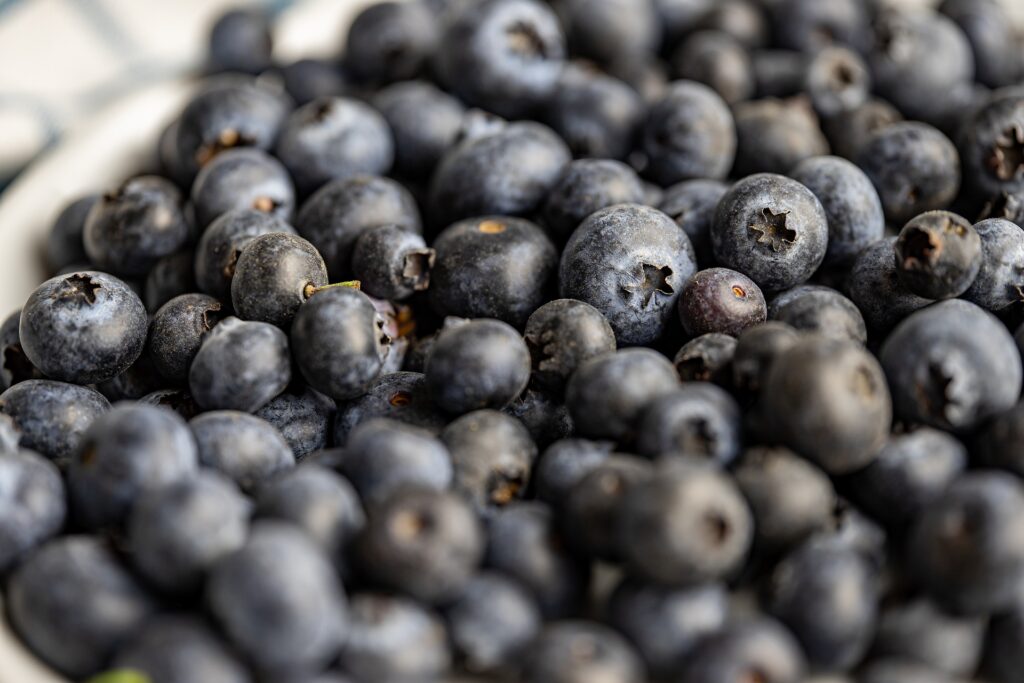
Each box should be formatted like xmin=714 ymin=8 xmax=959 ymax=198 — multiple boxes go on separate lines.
xmin=988 ymin=124 xmax=1024 ymax=181
xmin=62 ymin=274 xmax=102 ymax=305
xmin=749 ymin=207 xmax=797 ymax=253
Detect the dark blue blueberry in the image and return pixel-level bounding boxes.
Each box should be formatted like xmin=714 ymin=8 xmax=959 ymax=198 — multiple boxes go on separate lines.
xmin=560 ymin=203 xmax=697 ymax=344
xmin=276 ymin=97 xmax=394 ymax=196
xmin=46 ymin=194 xmax=97 ymax=273
xmin=113 ymin=616 xmax=252 ymax=683
xmin=658 ymin=178 xmax=729 ymax=268
xmin=190 ymin=410 xmax=294 ymax=491
xmin=231 ymin=232 xmax=327 ymax=327
xmin=673 ymin=332 xmax=736 ymax=384
xmin=533 ymin=437 xmax=614 ymax=506
xmin=559 ymin=0 xmax=659 ymax=65
xmin=711 ymin=173 xmax=828 ymax=292
xmin=562 ymin=455 xmax=651 ymax=560
xmin=731 ymin=98 xmax=829 ymax=177
xmin=7 ymin=536 xmax=156 ymax=678
xmin=522 ymin=621 xmax=644 ymax=683
xmin=789 ymin=155 xmax=885 ymax=266
xmin=895 ymin=211 xmax=982 ymax=300
xmin=671 ymin=30 xmax=754 ymax=105
xmin=750 ymin=49 xmax=808 ymax=99
xmin=443 ymin=409 xmax=536 ymax=511
xmin=880 ymin=299 xmax=1021 ymax=431
xmin=190 ymin=147 xmax=295 ymax=228
xmin=0 ymin=449 xmax=65 ymax=572
xmin=149 ymin=293 xmax=224 ymax=384
xmin=425 ymin=318 xmax=531 ymax=414
xmin=253 ymin=385 xmax=335 ymax=460
xmin=127 ymin=470 xmax=250 ymax=593
xmin=694 ymin=0 xmax=768 ymax=48
xmin=429 ymin=122 xmax=571 ymax=227
xmin=767 ymin=285 xmax=867 ymax=343
xmin=542 ymin=159 xmax=645 ymax=241
xmin=940 ymin=0 xmax=1020 ymax=88
xmin=643 ymin=80 xmax=736 ymax=184
xmin=206 ymin=520 xmax=348 ymax=675
xmin=823 ymin=96 xmax=903 ymax=161
xmin=344 ymin=1 xmax=439 ymax=84
xmin=0 ymin=379 xmax=109 ymax=466
xmin=771 ymin=0 xmax=869 ymax=53
xmin=69 ymin=403 xmax=198 ymax=529
xmin=372 ymin=80 xmax=466 ymax=179
xmin=430 ymin=216 xmax=558 ymax=328
xmin=962 ymin=217 xmax=1024 ymax=310
xmin=636 ymin=382 xmax=742 ymax=465
xmin=804 ymin=47 xmax=870 ymax=118
xmin=731 ymin=321 xmax=800 ymax=404
xmin=333 ymin=371 xmax=448 ymax=442
xmin=279 ymin=58 xmax=348 ymax=106
xmin=871 ymin=598 xmax=986 ymax=677
xmin=0 ymin=309 xmax=41 ymax=390
xmin=194 ymin=208 xmax=297 ymax=301
xmin=144 ymin=249 xmax=197 ymax=313
xmin=207 ymin=8 xmax=272 ymax=75
xmin=960 ymin=92 xmax=1024 ymax=198
xmin=847 ymin=238 xmax=933 ymax=335
xmin=678 ymin=618 xmax=805 ymax=683
xmin=503 ymin=387 xmax=574 ymax=448
xmin=83 ymin=176 xmax=189 ymax=277
xmin=189 ymin=316 xmax=291 ymax=412
xmin=523 ymin=298 xmax=616 ymax=397
xmin=984 ymin=601 xmax=1024 ymax=683
xmin=351 ymin=224 xmax=435 ymax=301
xmin=678 ymin=267 xmax=766 ymax=337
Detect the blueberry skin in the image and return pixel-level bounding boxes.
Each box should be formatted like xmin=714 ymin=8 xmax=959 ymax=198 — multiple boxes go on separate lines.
xmin=731 ymin=98 xmax=830 ymax=177
xmin=543 ymin=64 xmax=645 ymax=160
xmin=894 ymin=211 xmax=982 ymax=300
xmin=522 ymin=621 xmax=644 ymax=683
xmin=677 ymin=618 xmax=806 ymax=683
xmin=671 ymin=30 xmax=755 ymax=105
xmin=113 ymin=616 xmax=253 ymax=683
xmin=128 ymin=470 xmax=250 ymax=593
xmin=984 ymin=602 xmax=1024 ymax=683
xmin=20 ymin=271 xmax=147 ymax=384
xmin=734 ymin=446 xmax=835 ymax=552
xmin=190 ymin=147 xmax=295 ymax=228
xmin=434 ymin=0 xmax=566 ymax=118
xmin=297 ymin=175 xmax=422 ymax=279
xmin=871 ymin=598 xmax=986 ymax=677
xmin=750 ymin=49 xmax=807 ymax=99
xmin=940 ymin=0 xmax=1020 ymax=88
xmin=443 ymin=409 xmax=537 ymax=511
xmin=771 ymin=0 xmax=870 ymax=53
xmin=558 ymin=0 xmax=659 ymax=65
xmin=678 ymin=267 xmax=767 ymax=337
xmin=276 ymin=97 xmax=394 ymax=196
xmin=356 ymin=487 xmax=483 ymax=604
xmin=0 ymin=309 xmax=41 ymax=389
xmin=790 ymin=155 xmax=885 ymax=266
xmin=768 ymin=285 xmax=867 ymax=343
xmin=0 ymin=449 xmax=65 ymax=572
xmin=189 ymin=316 xmax=291 ymax=412
xmin=430 ymin=216 xmax=558 ymax=328
xmin=542 ymin=159 xmax=646 ymax=241
xmin=144 ymin=249 xmax=197 ymax=313
xmin=767 ymin=537 xmax=879 ymax=670
xmin=230 ymin=233 xmax=328 ymax=327
xmin=208 ymin=7 xmax=272 ymax=75
xmin=339 ymin=593 xmax=450 ymax=682
xmin=823 ymin=97 xmax=903 ymax=161
xmin=291 ymin=287 xmax=388 ymax=401
xmin=254 ymin=385 xmax=335 ymax=460
xmin=731 ymin=321 xmax=800 ymax=402
xmin=960 ymin=93 xmax=1024 ymax=197
xmin=673 ymin=332 xmax=736 ymax=384
xmin=194 ymin=208 xmax=297 ymax=301
xmin=804 ymin=47 xmax=870 ymax=118
xmin=658 ymin=179 xmax=729 ymax=268
xmin=711 ymin=173 xmax=828 ymax=292
xmin=635 ymin=383 xmax=743 ymax=465
xmin=533 ymin=437 xmax=614 ymax=506
xmin=333 ymin=371 xmax=448 ymax=442
xmin=429 ymin=122 xmax=571 ymax=227
xmin=207 ymin=520 xmax=348 ymax=675
xmin=881 ymin=299 xmax=1021 ymax=431
xmin=351 ymin=224 xmax=435 ymax=301
xmin=560 ymin=203 xmax=698 ymax=344
xmin=962 ymin=217 xmax=1024 ymax=309
xmin=503 ymin=388 xmax=574 ymax=448
xmin=643 ymin=80 xmax=737 ymax=184
xmin=338 ymin=418 xmax=452 ymax=503
xmin=372 ymin=80 xmax=465 ymax=179
xmin=856 ymin=122 xmax=961 ymax=225
xmin=523 ymin=298 xmax=616 ymax=396
xmin=425 ymin=319 xmax=531 ymax=414
xmin=7 ymin=536 xmax=156 ymax=678
xmin=607 ymin=579 xmax=728 ymax=678
xmin=279 ymin=58 xmax=349 ymax=106
xmin=562 ymin=455 xmax=651 ymax=560
xmin=190 ymin=410 xmax=294 ymax=491
xmin=847 ymin=238 xmax=933 ymax=334
xmin=566 ymin=348 xmax=679 ymax=443
xmin=763 ymin=336 xmax=890 ymax=474
xmin=149 ymin=293 xmax=224 ymax=383
xmin=485 ymin=502 xmax=590 ymax=618
xmin=69 ymin=403 xmax=198 ymax=529
xmin=445 ymin=571 xmax=542 ymax=675
xmin=0 ymin=379 xmax=109 ymax=466
xmin=344 ymin=1 xmax=439 ymax=84
xmin=47 ymin=194 xmax=97 ymax=272
xmin=910 ymin=471 xmax=1024 ymax=615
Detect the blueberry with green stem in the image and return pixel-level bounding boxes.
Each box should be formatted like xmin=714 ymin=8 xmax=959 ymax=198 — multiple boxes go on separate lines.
xmin=231 ymin=232 xmax=328 ymax=328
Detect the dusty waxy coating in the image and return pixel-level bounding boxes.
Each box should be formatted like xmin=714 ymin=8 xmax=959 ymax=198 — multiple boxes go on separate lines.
xmin=149 ymin=293 xmax=225 ymax=383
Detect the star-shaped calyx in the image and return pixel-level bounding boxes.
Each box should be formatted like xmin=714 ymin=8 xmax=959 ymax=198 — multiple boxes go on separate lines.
xmin=749 ymin=207 xmax=797 ymax=252
xmin=62 ymin=274 xmax=101 ymax=304
xmin=988 ymin=124 xmax=1024 ymax=181
xmin=622 ymin=263 xmax=674 ymax=306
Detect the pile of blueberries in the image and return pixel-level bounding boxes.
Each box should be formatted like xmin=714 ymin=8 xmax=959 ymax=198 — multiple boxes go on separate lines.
xmin=5 ymin=0 xmax=1024 ymax=681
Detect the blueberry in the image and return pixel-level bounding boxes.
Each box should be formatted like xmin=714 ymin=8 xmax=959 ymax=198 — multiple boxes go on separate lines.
xmin=190 ymin=147 xmax=295 ymax=228
xmin=559 ymin=204 xmax=697 ymax=344
xmin=144 ymin=249 xmax=197 ymax=313
xmin=768 ymin=286 xmax=864 ymax=344
xmin=296 ymin=175 xmax=422 ymax=279
xmin=678 ymin=267 xmax=767 ymax=337
xmin=190 ymin=410 xmax=294 ymax=491
xmin=562 ymin=455 xmax=651 ymax=560
xmin=607 ymin=579 xmax=728 ymax=678
xmin=695 ymin=0 xmax=768 ymax=48
xmin=856 ymin=122 xmax=961 ymax=225
xmin=279 ymin=58 xmax=349 ymax=106
xmin=0 ymin=379 xmax=109 ymax=466
xmin=635 ymin=382 xmax=743 ymax=465
xmin=911 ymin=471 xmax=1024 ymax=615
xmin=149 ymin=293 xmax=224 ymax=383
xmin=231 ymin=232 xmax=328 ymax=327
xmin=429 ymin=122 xmax=571 ymax=227
xmin=789 ymin=155 xmax=885 ymax=266
xmin=523 ymin=621 xmax=644 ymax=683
xmin=962 ymin=217 xmax=1024 ymax=309
xmin=445 ymin=571 xmax=542 ymax=675
xmin=671 ymin=30 xmax=754 ymax=105
xmin=771 ymin=0 xmax=870 ymax=53
xmin=344 ymin=1 xmax=438 ymax=84
xmin=435 ymin=0 xmax=566 ymax=118
xmin=7 ymin=536 xmax=156 ymax=678
xmin=503 ymin=388 xmax=575 ymax=447
xmin=189 ymin=316 xmax=291 ymax=412
xmin=0 ymin=449 xmax=65 ymax=572
xmin=822 ymin=97 xmax=903 ymax=161
xmin=207 ymin=520 xmax=348 ymax=675
xmin=533 ymin=437 xmax=614 ymax=506
xmin=984 ymin=601 xmax=1024 ymax=683
xmin=940 ymin=0 xmax=1020 ymax=88
xmin=253 ymin=385 xmax=335 ymax=460
xmin=978 ymin=396 xmax=1024 ymax=480
xmin=847 ymin=237 xmax=933 ymax=334
xmin=113 ymin=616 xmax=252 ymax=683
xmin=711 ymin=173 xmax=828 ymax=292
xmin=0 ymin=309 xmax=41 ymax=389
xmin=442 ymin=409 xmax=536 ymax=511
xmin=894 ymin=211 xmax=982 ymax=299
xmin=425 ymin=318 xmax=531 ymax=414
xmin=731 ymin=98 xmax=830 ymax=177
xmin=276 ymin=97 xmax=394 ymax=196
xmin=542 ymin=159 xmax=646 ymax=241
xmin=70 ymin=403 xmax=197 ymax=529
xmin=372 ymin=80 xmax=466 ymax=178
xmin=47 ymin=195 xmax=97 ymax=272
xmin=673 ymin=332 xmax=736 ymax=384
xmin=207 ymin=8 xmax=272 ymax=75
xmin=871 ymin=598 xmax=986 ymax=677
xmin=194 ymin=209 xmax=295 ymax=299
xmin=83 ymin=176 xmax=189 ymax=277
xmin=523 ymin=298 xmax=616 ymax=396
xmin=678 ymin=618 xmax=806 ymax=683
xmin=333 ymin=371 xmax=448 ymax=442
xmin=804 ymin=46 xmax=870 ymax=118
xmin=731 ymin=321 xmax=800 ymax=402
xmin=127 ymin=470 xmax=250 ymax=593
xmin=619 ymin=460 xmax=752 ymax=584
xmin=658 ymin=178 xmax=729 ymax=268
xmin=880 ymin=299 xmax=1021 ymax=431
xmin=558 ymin=0 xmax=659 ymax=65
xmin=750 ymin=49 xmax=808 ymax=99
